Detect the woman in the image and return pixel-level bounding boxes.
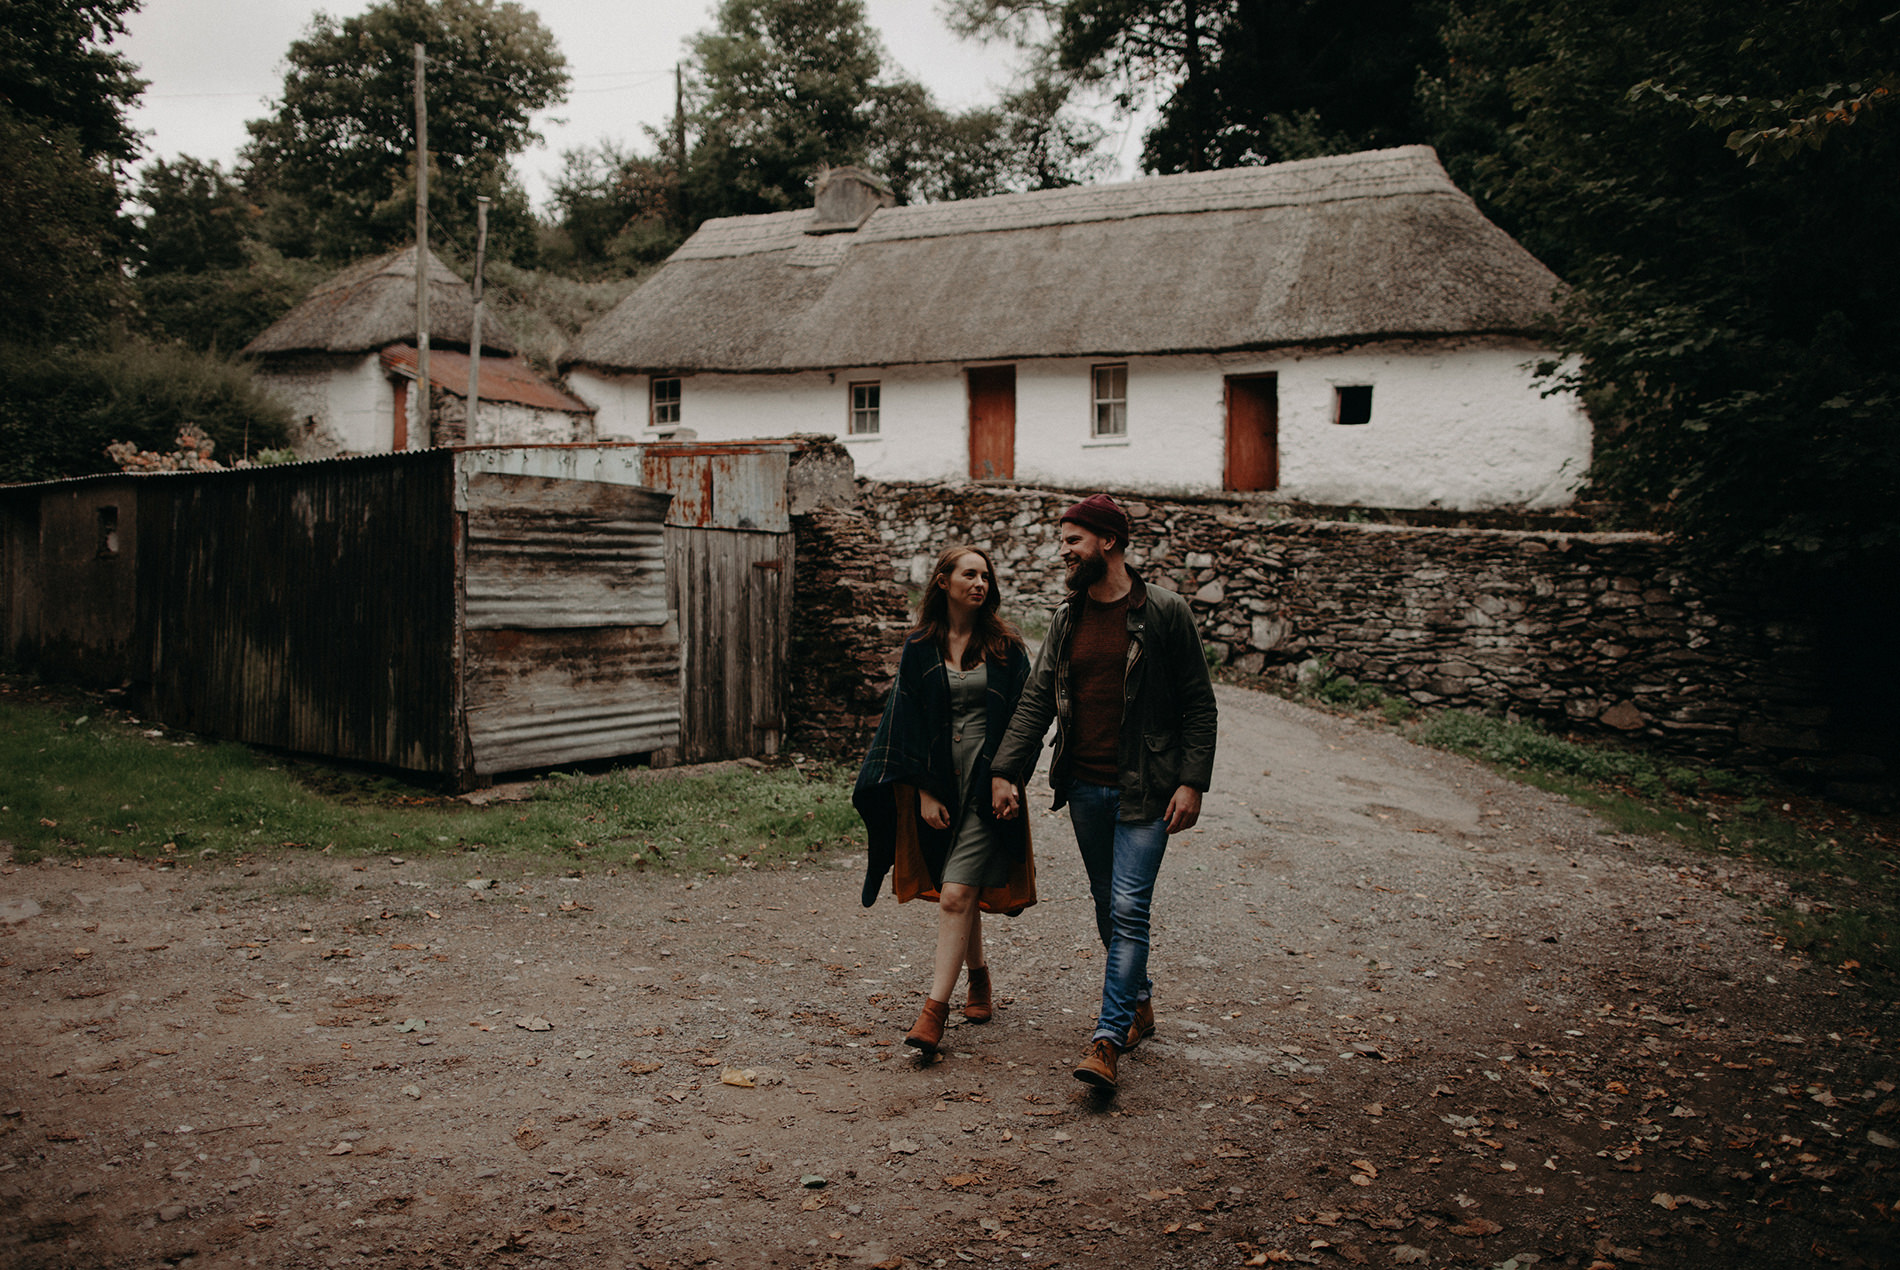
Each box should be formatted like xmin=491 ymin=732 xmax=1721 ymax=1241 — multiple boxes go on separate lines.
xmin=853 ymin=545 xmax=1037 ymax=1055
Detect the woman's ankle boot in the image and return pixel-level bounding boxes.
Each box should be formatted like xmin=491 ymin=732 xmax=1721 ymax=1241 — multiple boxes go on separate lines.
xmin=905 ymin=997 xmax=950 ymax=1053
xmin=962 ymin=966 xmax=993 ymax=1023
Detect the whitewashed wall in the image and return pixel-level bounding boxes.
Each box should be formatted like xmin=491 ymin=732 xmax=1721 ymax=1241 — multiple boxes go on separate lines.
xmin=565 ymin=337 xmax=1591 ymax=509
xmin=256 ymin=352 xmax=403 ymax=458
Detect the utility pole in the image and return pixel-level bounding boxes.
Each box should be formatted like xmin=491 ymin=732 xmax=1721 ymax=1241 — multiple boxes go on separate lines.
xmin=674 ymin=62 xmax=688 ymax=227
xmin=466 ymin=195 xmax=491 ymax=445
xmin=414 ymin=42 xmax=430 ymax=449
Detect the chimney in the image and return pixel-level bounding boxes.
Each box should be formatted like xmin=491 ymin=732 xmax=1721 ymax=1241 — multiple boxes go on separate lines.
xmin=808 ymin=165 xmax=896 ymax=235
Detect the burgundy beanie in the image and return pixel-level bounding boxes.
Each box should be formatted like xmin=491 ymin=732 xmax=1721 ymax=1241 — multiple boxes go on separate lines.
xmin=1060 ymin=493 xmax=1131 ymax=549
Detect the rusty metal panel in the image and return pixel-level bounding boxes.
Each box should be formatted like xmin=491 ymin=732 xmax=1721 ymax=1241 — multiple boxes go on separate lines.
xmin=462 ymin=472 xmax=672 ymax=629
xmin=463 ymin=624 xmax=681 ymax=773
xmin=642 ymin=445 xmax=791 ymax=532
xmin=666 ymin=526 xmax=794 ymax=762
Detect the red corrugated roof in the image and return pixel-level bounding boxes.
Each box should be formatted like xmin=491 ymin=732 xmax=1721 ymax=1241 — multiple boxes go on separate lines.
xmin=380 ymin=345 xmax=593 ymax=414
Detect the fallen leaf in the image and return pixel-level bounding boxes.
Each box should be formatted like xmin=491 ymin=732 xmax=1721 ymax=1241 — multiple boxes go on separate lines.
xmin=620 ymin=1059 xmax=662 ymax=1075
xmin=943 ymin=1173 xmax=981 ymax=1188
xmin=721 ymin=1067 xmax=757 ymax=1088
xmin=1365 ymin=1103 xmax=1385 ymax=1117
xmin=1352 ymin=1160 xmax=1378 ymax=1178
xmin=1449 ymin=1217 xmax=1502 ymax=1237
xmin=514 ymin=1120 xmax=545 ymax=1151
xmin=1651 ymin=1192 xmax=1678 ymax=1211
xmin=514 ymin=1016 xmax=552 ymax=1032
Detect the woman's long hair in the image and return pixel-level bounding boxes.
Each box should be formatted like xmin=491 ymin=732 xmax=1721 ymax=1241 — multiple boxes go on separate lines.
xmin=912 ymin=544 xmax=1026 ymax=669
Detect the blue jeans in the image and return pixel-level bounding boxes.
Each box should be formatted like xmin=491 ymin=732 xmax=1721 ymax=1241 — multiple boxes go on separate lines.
xmin=1067 ymin=781 xmax=1169 ymax=1046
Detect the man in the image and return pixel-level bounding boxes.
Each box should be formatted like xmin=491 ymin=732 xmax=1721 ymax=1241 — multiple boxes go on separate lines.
xmin=990 ymin=493 xmax=1218 ymax=1091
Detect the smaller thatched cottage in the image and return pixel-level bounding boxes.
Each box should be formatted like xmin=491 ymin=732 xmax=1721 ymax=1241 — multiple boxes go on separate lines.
xmin=567 ymin=148 xmax=1591 ymax=510
xmin=243 ymin=247 xmax=594 ymax=457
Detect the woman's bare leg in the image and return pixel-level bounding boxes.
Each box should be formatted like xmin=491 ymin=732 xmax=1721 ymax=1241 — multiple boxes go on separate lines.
xmin=930 ymin=883 xmax=979 ymax=1004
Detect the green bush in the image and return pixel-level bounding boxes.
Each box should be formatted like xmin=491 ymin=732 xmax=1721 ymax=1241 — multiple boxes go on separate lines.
xmin=0 ymin=338 xmax=292 ymax=483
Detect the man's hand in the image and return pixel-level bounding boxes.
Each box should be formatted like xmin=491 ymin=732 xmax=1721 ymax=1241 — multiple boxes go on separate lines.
xmin=918 ymin=790 xmax=951 ymax=830
xmin=1163 ymin=786 xmax=1202 ymax=834
xmin=991 ymin=776 xmax=1020 ymax=820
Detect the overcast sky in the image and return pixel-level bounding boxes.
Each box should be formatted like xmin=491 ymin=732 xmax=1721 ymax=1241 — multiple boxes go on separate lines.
xmin=119 ymin=0 xmax=1150 ymax=210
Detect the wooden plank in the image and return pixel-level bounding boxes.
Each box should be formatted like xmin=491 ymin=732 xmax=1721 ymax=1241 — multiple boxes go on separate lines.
xmin=666 ymin=526 xmax=792 ymax=762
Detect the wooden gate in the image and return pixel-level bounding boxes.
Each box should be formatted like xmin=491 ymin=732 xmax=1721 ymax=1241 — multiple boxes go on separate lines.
xmin=665 ymin=526 xmax=794 ymax=762
xmin=1225 ymin=374 xmax=1279 ymax=491
xmin=968 ymin=365 xmax=1016 ymax=481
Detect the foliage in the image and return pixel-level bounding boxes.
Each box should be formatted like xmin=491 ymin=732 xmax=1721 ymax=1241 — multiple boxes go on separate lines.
xmin=683 ymin=0 xmax=885 ymax=219
xmin=0 ymin=691 xmax=863 ymax=874
xmin=239 ymin=0 xmax=568 ymax=263
xmin=132 ymin=247 xmax=330 ymax=354
xmin=949 ymin=0 xmax=1445 ymax=171
xmin=0 ymin=339 xmax=290 ymax=483
xmin=0 ymin=0 xmax=145 ymax=163
xmin=131 ymin=156 xmax=255 ymax=275
xmin=0 ymin=104 xmax=130 ymax=343
xmin=542 ymin=139 xmax=687 ymax=277
xmin=477 ymin=259 xmax=645 ymax=369
xmin=1422 ymin=0 xmax=1900 ymax=569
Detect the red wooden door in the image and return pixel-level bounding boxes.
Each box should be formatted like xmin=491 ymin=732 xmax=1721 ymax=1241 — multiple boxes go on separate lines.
xmin=967 ymin=365 xmax=1016 ymax=481
xmin=1224 ymin=375 xmax=1279 ymax=491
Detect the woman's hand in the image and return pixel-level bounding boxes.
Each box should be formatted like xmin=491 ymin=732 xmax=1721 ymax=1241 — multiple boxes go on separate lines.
xmin=918 ymin=790 xmax=951 ymax=830
xmin=991 ymin=777 xmax=1020 ymax=820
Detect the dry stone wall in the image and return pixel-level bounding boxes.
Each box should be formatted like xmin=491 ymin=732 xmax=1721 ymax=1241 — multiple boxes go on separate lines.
xmin=859 ymin=479 xmax=1845 ymax=778
xmin=786 ymin=504 xmax=912 ymax=759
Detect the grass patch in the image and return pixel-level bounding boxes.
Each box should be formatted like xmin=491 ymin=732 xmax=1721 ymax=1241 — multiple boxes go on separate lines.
xmin=0 ymin=693 xmax=862 ymax=874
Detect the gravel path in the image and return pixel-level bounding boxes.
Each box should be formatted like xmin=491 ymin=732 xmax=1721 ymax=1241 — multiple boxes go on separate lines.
xmin=1 ymin=684 xmax=1891 ymax=1268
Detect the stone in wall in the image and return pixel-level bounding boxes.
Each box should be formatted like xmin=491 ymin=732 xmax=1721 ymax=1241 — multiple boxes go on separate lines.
xmin=786 ymin=503 xmax=912 ymax=760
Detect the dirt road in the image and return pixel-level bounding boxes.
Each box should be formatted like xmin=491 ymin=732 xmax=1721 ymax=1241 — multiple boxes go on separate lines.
xmin=1 ymin=685 xmax=1892 ymax=1268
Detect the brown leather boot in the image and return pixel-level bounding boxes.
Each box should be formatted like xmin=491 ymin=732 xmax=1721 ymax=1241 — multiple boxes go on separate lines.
xmin=1072 ymin=1037 xmax=1121 ymax=1090
xmin=1124 ymin=996 xmax=1155 ymax=1049
xmin=905 ymin=997 xmax=950 ymax=1054
xmin=962 ymin=966 xmax=993 ymax=1023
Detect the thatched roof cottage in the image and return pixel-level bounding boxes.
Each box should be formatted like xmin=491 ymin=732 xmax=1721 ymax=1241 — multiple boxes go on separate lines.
xmin=567 ymin=147 xmax=1590 ymax=509
xmin=243 ymin=246 xmax=593 ymax=457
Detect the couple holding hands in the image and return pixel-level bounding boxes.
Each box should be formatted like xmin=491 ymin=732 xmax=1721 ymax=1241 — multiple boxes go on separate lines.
xmin=853 ymin=494 xmax=1219 ymax=1091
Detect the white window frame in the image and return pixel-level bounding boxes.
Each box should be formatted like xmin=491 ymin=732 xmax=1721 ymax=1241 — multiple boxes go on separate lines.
xmin=1091 ymin=363 xmax=1127 ymax=438
xmin=650 ymin=376 xmax=682 ymax=428
xmin=848 ymin=381 xmax=881 ymax=435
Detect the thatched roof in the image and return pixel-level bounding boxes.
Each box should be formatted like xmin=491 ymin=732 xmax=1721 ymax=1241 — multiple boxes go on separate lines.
xmin=569 ymin=147 xmax=1563 ymax=375
xmin=242 ymin=246 xmax=516 ymax=357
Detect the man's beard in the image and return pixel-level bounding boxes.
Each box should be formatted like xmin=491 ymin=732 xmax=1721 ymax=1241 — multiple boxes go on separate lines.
xmin=1065 ymin=552 xmax=1107 ymax=591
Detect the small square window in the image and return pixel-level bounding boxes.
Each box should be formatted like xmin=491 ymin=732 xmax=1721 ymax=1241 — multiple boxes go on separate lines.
xmin=651 ymin=376 xmax=682 ymax=428
xmin=849 ymin=381 xmax=880 ymax=435
xmin=1092 ymin=364 xmax=1127 ymax=437
xmin=1334 ymin=385 xmax=1373 ymax=426
xmin=97 ymin=505 xmax=119 ymax=557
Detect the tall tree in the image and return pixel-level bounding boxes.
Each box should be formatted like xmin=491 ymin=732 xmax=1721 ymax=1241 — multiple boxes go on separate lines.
xmin=0 ymin=0 xmax=145 ymax=162
xmin=683 ymin=0 xmax=886 ymax=219
xmin=240 ymin=0 xmax=568 ymax=262
xmin=132 ymin=157 xmax=254 ymax=275
xmin=0 ymin=0 xmax=146 ymax=343
xmin=950 ymin=0 xmax=1445 ymax=171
